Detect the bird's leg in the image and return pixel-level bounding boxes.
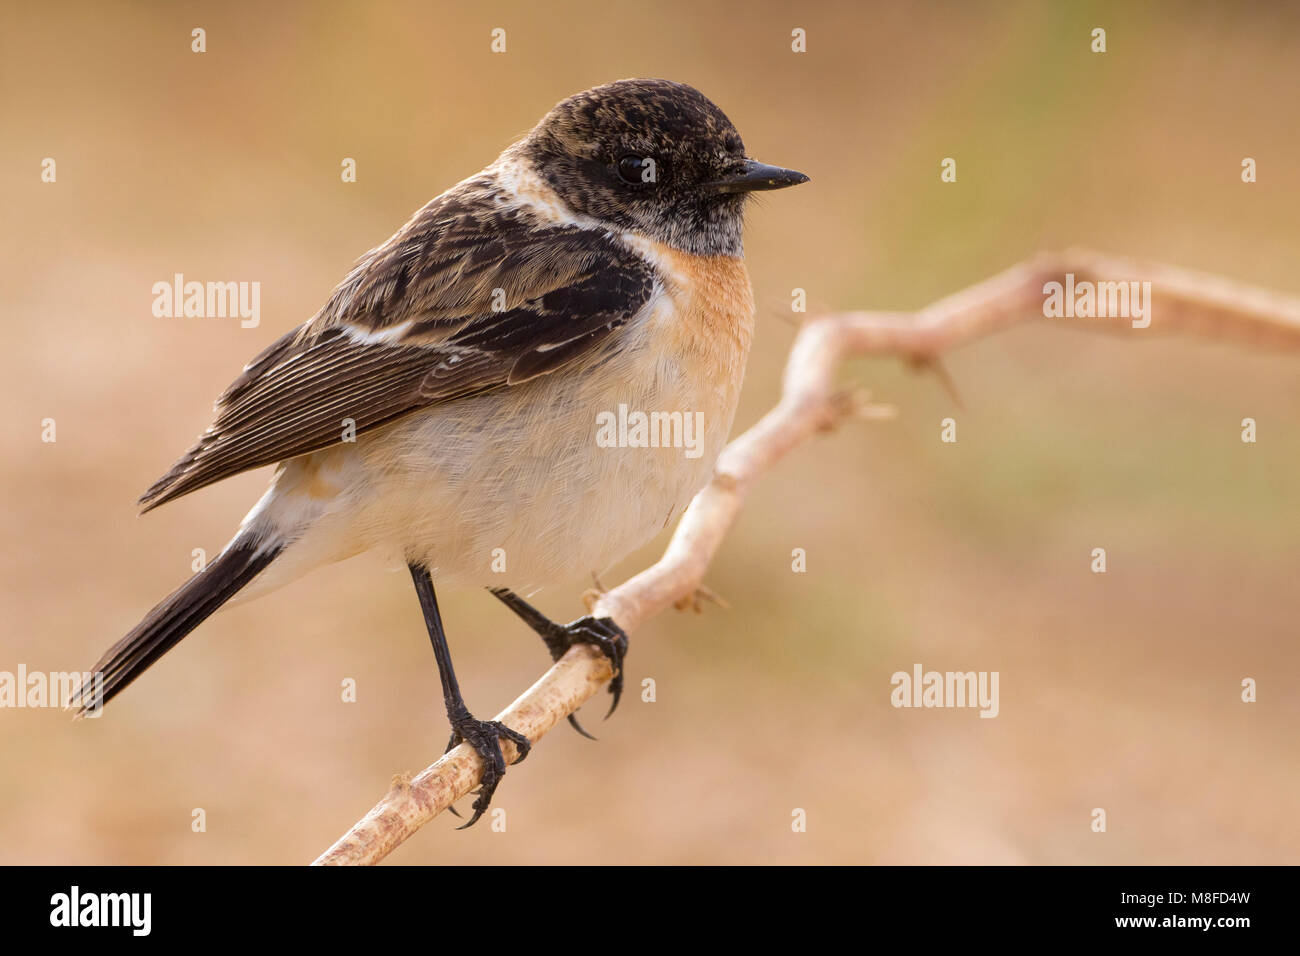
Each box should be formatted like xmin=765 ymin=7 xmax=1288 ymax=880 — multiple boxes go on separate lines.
xmin=488 ymin=587 xmax=628 ymax=739
xmin=409 ymin=564 xmax=529 ymax=828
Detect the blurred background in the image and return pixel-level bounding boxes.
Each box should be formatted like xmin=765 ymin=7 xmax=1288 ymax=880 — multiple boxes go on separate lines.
xmin=2 ymin=0 xmax=1298 ymax=864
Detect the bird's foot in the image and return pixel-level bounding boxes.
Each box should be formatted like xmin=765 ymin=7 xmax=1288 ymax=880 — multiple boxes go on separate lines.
xmin=441 ymin=710 xmax=530 ymax=829
xmin=534 ymin=616 xmax=628 ymax=739
xmin=489 ymin=587 xmax=629 ymax=739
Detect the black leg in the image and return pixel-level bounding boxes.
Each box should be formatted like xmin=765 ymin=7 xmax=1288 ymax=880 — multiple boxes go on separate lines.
xmin=410 ymin=564 xmax=529 ymax=829
xmin=488 ymin=587 xmax=628 ymax=739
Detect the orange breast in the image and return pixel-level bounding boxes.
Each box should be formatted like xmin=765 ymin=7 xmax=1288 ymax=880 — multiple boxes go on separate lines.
xmin=642 ymin=241 xmax=755 ymax=377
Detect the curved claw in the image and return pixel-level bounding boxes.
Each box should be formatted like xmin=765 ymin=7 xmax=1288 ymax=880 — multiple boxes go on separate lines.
xmin=503 ymin=726 xmax=531 ymax=766
xmin=567 ymin=712 xmax=598 ymax=740
xmin=455 ymin=792 xmax=495 ymax=830
xmin=562 ymin=616 xmax=628 ymax=721
xmin=456 ymin=749 xmax=504 ymax=829
xmin=489 ymin=589 xmax=628 ymax=736
xmin=605 ymin=673 xmax=624 ymax=720
xmin=585 ymin=618 xmax=628 ymax=718
xmin=445 ymin=717 xmax=530 ymax=829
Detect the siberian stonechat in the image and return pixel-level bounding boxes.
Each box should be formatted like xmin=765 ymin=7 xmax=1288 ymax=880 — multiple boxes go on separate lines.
xmin=77 ymin=78 xmax=808 ymax=825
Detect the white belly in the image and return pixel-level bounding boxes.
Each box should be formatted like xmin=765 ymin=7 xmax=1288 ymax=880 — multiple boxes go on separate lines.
xmin=239 ymin=247 xmax=754 ymax=600
xmin=250 ymin=296 xmax=742 ymax=595
xmin=357 ymin=340 xmax=731 ymax=589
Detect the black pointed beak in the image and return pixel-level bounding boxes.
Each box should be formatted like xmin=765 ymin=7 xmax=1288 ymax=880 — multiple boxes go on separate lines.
xmin=702 ymin=159 xmax=810 ymax=194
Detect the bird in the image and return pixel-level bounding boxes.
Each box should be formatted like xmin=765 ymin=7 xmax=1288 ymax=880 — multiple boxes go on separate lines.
xmin=74 ymin=77 xmax=808 ymax=826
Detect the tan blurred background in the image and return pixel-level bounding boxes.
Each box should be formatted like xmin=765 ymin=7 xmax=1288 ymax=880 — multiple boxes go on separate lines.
xmin=2 ymin=0 xmax=1298 ymax=864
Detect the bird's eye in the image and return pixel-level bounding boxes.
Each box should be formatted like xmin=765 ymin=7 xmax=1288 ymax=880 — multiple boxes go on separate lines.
xmin=616 ymin=154 xmax=658 ymax=186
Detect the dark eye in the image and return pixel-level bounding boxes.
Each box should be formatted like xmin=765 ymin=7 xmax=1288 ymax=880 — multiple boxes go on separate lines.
xmin=616 ymin=154 xmax=658 ymax=186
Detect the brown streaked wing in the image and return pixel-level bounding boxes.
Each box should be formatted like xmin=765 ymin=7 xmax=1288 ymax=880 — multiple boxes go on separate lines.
xmin=138 ymin=198 xmax=654 ymax=511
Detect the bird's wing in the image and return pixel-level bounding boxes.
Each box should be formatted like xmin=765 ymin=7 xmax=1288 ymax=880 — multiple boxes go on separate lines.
xmin=138 ymin=185 xmax=655 ymax=511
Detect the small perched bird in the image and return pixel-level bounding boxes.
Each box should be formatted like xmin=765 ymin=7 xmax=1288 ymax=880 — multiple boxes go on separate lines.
xmin=76 ymin=78 xmax=807 ymax=825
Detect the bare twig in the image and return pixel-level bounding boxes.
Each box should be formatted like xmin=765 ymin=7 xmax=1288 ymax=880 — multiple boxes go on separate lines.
xmin=312 ymin=249 xmax=1300 ymax=865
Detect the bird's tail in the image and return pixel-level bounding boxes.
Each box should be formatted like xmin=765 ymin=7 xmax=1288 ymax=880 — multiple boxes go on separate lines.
xmin=71 ymin=535 xmax=282 ymax=717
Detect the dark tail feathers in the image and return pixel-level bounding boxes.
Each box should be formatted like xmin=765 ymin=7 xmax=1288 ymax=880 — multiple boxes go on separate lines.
xmin=73 ymin=537 xmax=281 ymax=716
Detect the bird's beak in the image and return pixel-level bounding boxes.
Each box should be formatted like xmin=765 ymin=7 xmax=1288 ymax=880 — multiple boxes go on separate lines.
xmin=702 ymin=159 xmax=810 ymax=194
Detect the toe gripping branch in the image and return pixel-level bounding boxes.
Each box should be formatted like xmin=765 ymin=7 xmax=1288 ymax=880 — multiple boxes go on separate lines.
xmin=489 ymin=588 xmax=629 ymax=739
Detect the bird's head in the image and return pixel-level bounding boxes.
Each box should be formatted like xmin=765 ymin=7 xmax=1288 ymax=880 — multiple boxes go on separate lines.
xmin=519 ymin=78 xmax=808 ymax=256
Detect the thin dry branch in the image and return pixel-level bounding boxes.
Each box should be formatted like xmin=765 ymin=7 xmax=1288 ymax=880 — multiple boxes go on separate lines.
xmin=313 ymin=249 xmax=1300 ymax=865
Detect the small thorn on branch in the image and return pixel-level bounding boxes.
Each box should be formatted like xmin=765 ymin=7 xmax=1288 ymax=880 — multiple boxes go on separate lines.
xmin=906 ymin=354 xmax=965 ymax=409
xmin=673 ymin=583 xmax=731 ymax=613
xmin=825 ymin=387 xmax=897 ymax=429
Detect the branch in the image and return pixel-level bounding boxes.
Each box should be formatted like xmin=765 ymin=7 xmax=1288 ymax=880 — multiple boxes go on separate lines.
xmin=312 ymin=249 xmax=1300 ymax=865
